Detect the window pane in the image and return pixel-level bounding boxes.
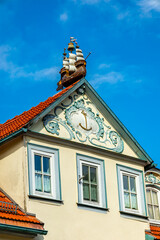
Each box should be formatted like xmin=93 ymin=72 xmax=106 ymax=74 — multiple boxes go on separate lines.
xmin=146 ymin=190 xmax=152 ymax=204
xmin=154 ymin=206 xmax=160 ymax=220
xmin=83 ymin=183 xmax=90 ymax=200
xmin=91 ymin=185 xmax=98 ymax=202
xmin=90 ymin=167 xmax=97 ymax=183
xmin=130 ymin=177 xmax=136 ymax=193
xmin=82 ymin=165 xmax=89 ymax=182
xmin=123 ymin=175 xmax=129 ymax=191
xmin=43 ymin=157 xmax=50 ymax=174
xmin=35 ymin=174 xmax=42 ymax=191
xmin=152 ymin=191 xmax=158 ymax=205
xmin=35 ymin=155 xmax=41 ymax=172
xmin=131 ymin=194 xmax=138 ymax=210
xmin=148 ymin=204 xmax=154 ymax=219
xmin=44 ymin=175 xmax=51 ymax=193
xmin=124 ymin=192 xmax=131 ymax=208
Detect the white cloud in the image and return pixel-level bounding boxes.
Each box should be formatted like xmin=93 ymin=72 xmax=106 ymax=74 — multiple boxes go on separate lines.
xmin=98 ymin=63 xmax=111 ymax=69
xmin=117 ymin=11 xmax=130 ymax=20
xmin=81 ymin=0 xmax=101 ymax=4
xmin=138 ymin=0 xmax=160 ymax=12
xmin=91 ymin=71 xmax=124 ymax=88
xmin=73 ymin=0 xmax=110 ymax=5
xmin=60 ymin=13 xmax=68 ymax=22
xmin=0 ymin=45 xmax=58 ymax=81
xmin=33 ymin=67 xmax=58 ymax=80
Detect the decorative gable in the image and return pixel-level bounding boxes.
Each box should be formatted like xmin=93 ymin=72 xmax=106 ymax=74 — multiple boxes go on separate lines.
xmin=30 ymin=85 xmax=138 ymax=158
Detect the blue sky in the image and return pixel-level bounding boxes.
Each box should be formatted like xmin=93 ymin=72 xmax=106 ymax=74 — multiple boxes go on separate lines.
xmin=0 ymin=0 xmax=160 ymax=166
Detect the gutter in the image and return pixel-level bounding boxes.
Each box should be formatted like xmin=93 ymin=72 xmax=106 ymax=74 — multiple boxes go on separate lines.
xmin=0 ymin=223 xmax=48 ymax=236
xmin=0 ymin=128 xmax=27 ymax=146
xmin=145 ymin=233 xmax=155 ymax=240
xmin=145 ymin=163 xmax=157 ymax=171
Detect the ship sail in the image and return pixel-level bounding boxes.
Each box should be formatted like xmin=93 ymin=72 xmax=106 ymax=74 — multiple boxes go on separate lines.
xmin=63 ymin=58 xmax=69 ymax=70
xmin=68 ymin=53 xmax=76 ymax=72
xmin=76 ymin=48 xmax=85 ymax=61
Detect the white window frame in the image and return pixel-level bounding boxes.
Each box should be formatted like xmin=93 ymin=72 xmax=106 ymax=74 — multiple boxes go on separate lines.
xmin=28 ymin=143 xmax=61 ymax=200
xmin=77 ymin=154 xmax=107 ymax=209
xmin=117 ymin=164 xmax=147 ymax=216
xmin=146 ymin=187 xmax=160 ymax=224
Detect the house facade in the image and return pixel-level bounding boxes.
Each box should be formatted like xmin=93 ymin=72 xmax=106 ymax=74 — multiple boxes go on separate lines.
xmin=0 ymin=38 xmax=158 ymax=239
xmin=145 ymin=167 xmax=160 ymax=239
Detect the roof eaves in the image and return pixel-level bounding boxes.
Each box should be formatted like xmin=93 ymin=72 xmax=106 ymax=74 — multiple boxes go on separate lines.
xmin=0 ymin=223 xmax=48 ymax=236
xmin=145 ymin=233 xmax=155 ymax=240
xmin=0 ymin=128 xmax=27 ymax=146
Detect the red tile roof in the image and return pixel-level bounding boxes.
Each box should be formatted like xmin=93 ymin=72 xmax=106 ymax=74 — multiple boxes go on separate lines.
xmin=0 ymin=81 xmax=79 ymax=141
xmin=146 ymin=225 xmax=160 ymax=239
xmin=0 ymin=188 xmax=44 ymax=230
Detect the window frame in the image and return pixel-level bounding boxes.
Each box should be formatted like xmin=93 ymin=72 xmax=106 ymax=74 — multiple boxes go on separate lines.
xmin=146 ymin=186 xmax=160 ymax=223
xmin=76 ymin=154 xmax=107 ymax=209
xmin=28 ymin=143 xmax=61 ymax=201
xmin=117 ymin=164 xmax=147 ymax=217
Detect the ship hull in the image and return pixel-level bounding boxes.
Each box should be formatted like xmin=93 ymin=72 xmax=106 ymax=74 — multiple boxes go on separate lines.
xmin=57 ymin=61 xmax=86 ymax=91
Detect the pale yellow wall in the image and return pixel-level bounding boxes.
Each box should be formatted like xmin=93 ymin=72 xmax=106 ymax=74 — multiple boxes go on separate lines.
xmin=24 ymin=136 xmax=149 ymax=240
xmin=0 ymin=134 xmax=150 ymax=240
xmin=0 ymin=137 xmax=25 ymax=208
xmin=31 ymin=92 xmax=138 ymax=159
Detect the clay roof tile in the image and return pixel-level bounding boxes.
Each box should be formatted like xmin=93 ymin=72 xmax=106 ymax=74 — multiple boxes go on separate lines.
xmin=0 ymin=188 xmax=45 ymax=230
xmin=0 ymin=81 xmax=79 ymax=141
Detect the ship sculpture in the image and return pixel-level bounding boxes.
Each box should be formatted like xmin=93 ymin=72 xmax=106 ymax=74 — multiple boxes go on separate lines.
xmin=57 ymin=37 xmax=88 ymax=91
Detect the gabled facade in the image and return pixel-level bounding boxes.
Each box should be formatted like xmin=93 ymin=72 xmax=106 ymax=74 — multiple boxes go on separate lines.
xmin=0 ymin=38 xmax=157 ymax=240
xmin=145 ymin=167 xmax=160 ymax=239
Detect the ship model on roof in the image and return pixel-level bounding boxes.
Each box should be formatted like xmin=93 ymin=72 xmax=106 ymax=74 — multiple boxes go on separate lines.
xmin=57 ymin=37 xmax=89 ymax=91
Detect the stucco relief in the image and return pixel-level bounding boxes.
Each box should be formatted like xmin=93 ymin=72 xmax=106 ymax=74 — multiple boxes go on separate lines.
xmin=145 ymin=173 xmax=160 ymax=184
xmin=43 ymin=86 xmax=124 ymax=153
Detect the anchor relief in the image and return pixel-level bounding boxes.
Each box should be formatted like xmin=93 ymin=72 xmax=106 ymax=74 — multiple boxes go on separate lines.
xmin=43 ymin=92 xmax=124 ymax=153
xmin=79 ymin=110 xmax=92 ymax=131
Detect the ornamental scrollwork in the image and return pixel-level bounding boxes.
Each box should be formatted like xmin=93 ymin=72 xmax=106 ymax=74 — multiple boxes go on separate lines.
xmin=145 ymin=174 xmax=160 ymax=184
xmin=43 ymin=86 xmax=124 ymax=153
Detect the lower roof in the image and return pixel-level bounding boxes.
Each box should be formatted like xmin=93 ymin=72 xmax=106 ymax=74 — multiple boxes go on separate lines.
xmin=146 ymin=225 xmax=160 ymax=239
xmin=0 ymin=188 xmax=47 ymax=235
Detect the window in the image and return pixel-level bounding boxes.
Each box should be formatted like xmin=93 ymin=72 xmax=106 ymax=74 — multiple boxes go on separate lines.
xmin=82 ymin=164 xmax=98 ymax=202
xmin=28 ymin=144 xmax=61 ymax=200
xmin=77 ymin=154 xmax=107 ymax=209
xmin=117 ymin=164 xmax=147 ymax=216
xmin=34 ymin=154 xmax=51 ymax=194
xmin=146 ymin=188 xmax=160 ymax=220
xmin=122 ymin=174 xmax=138 ymax=210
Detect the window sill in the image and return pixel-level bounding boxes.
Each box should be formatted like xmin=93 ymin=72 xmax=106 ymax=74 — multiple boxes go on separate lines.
xmin=77 ymin=203 xmax=109 ymax=212
xmin=149 ymin=219 xmax=160 ymax=226
xmin=29 ymin=195 xmax=63 ymax=204
xmin=120 ymin=211 xmax=148 ymax=220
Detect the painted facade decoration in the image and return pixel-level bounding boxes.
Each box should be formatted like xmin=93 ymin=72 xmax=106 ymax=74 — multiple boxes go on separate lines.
xmin=145 ymin=173 xmax=160 ymax=185
xmin=43 ymin=86 xmax=124 ymax=153
xmin=145 ymin=169 xmax=160 ymax=239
